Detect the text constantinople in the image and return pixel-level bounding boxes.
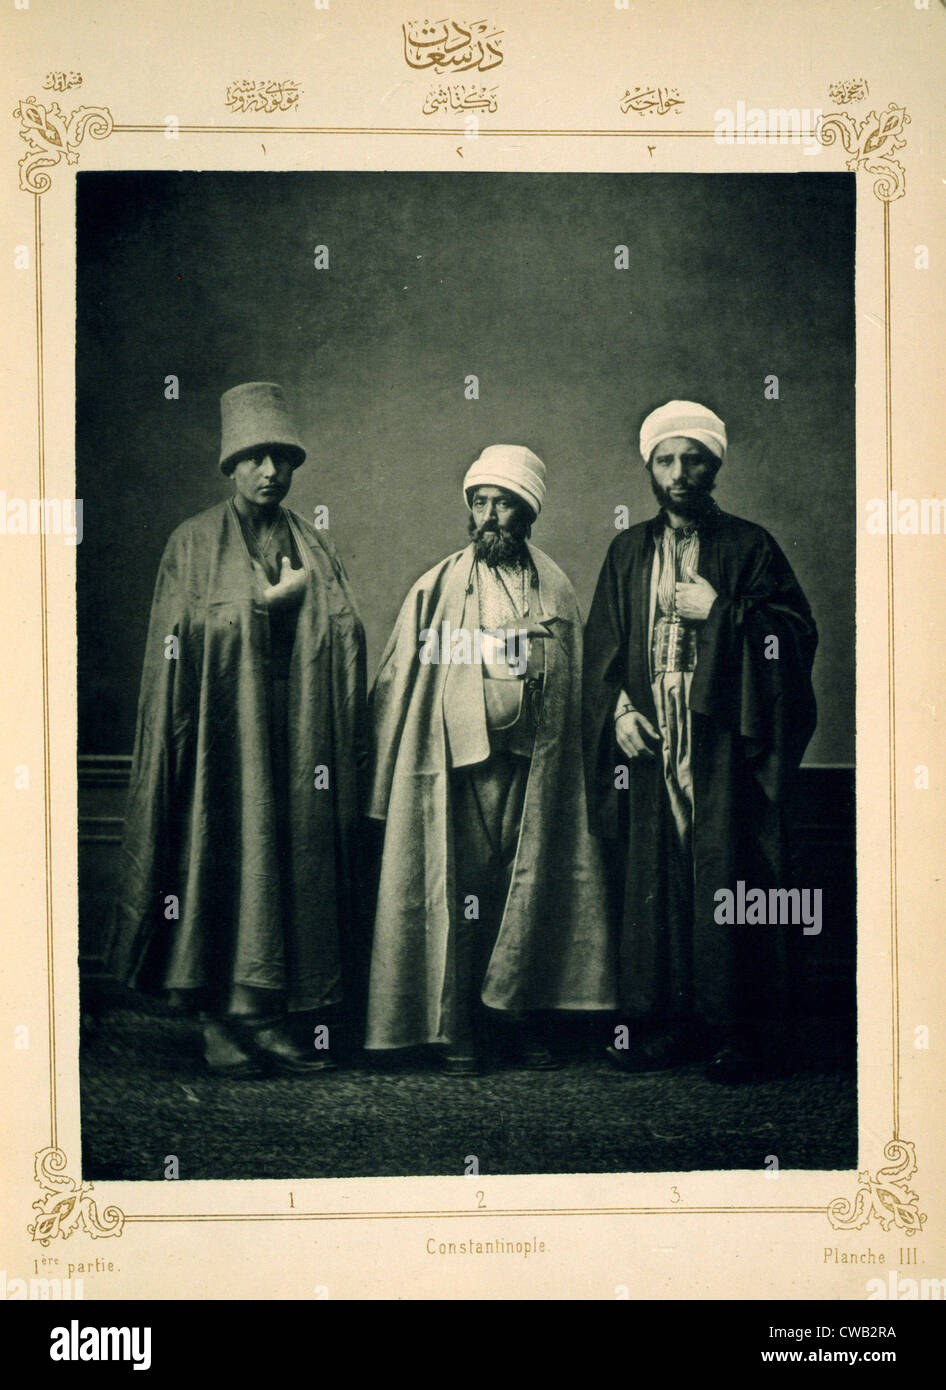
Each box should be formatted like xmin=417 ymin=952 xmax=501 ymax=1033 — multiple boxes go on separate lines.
xmin=426 ymin=1237 xmax=546 ymax=1258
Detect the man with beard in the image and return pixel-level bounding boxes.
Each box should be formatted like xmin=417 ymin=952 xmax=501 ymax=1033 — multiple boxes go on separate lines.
xmin=582 ymin=401 xmax=817 ymax=1081
xmin=365 ymin=445 xmax=615 ymax=1071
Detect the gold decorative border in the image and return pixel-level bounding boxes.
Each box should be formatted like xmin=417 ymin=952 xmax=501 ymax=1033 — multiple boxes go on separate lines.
xmin=19 ymin=92 xmax=915 ymax=1238
xmin=29 ymin=1148 xmax=125 ymax=1245
xmin=820 ymin=103 xmax=910 ymax=202
xmin=828 ymin=1142 xmax=925 ymax=1237
xmin=13 ymin=99 xmax=910 ymax=203
xmin=14 ymin=97 xmax=113 ymax=194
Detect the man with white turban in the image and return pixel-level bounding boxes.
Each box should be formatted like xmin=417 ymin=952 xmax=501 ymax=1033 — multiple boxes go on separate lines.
xmin=582 ymin=402 xmax=818 ymax=1081
xmin=365 ymin=445 xmax=615 ymax=1070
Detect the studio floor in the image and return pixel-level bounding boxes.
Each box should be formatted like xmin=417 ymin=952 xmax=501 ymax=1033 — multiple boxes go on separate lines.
xmin=80 ymin=1001 xmax=857 ymax=1180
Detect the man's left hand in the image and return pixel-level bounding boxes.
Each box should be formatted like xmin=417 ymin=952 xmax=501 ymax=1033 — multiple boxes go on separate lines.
xmin=674 ymin=566 xmax=718 ymax=621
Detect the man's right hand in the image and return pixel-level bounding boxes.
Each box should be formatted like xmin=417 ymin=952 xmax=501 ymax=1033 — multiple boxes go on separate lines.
xmin=615 ymin=710 xmax=663 ymax=760
xmin=261 ymin=554 xmax=307 ymax=610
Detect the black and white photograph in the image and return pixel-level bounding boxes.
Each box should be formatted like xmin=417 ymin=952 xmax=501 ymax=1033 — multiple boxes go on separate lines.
xmin=76 ymin=169 xmax=856 ymax=1181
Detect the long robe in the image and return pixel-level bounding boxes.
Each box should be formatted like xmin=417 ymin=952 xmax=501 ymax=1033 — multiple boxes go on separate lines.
xmin=582 ymin=507 xmax=817 ymax=1026
xmin=365 ymin=542 xmax=617 ymax=1049
xmin=106 ymin=499 xmax=367 ymax=1014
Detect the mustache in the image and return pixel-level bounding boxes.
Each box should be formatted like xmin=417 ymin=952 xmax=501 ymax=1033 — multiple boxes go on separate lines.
xmin=649 ymin=474 xmax=716 ymax=510
xmin=469 ymin=516 xmax=527 ymax=566
xmin=468 ymin=507 xmax=531 ymax=550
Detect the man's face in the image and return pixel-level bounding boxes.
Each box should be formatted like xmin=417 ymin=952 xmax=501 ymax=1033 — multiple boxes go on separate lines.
xmin=231 ymin=449 xmax=295 ymax=508
xmin=648 ymin=436 xmax=718 ymax=518
xmin=468 ymin=485 xmax=530 ymax=565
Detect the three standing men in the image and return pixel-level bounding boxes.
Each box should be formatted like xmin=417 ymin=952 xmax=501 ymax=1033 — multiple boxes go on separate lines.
xmin=365 ymin=445 xmax=616 ymax=1069
xmin=582 ymin=402 xmax=818 ymax=1081
xmin=110 ymin=387 xmax=816 ymax=1083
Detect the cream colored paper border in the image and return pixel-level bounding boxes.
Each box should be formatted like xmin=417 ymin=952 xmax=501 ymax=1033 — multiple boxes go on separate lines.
xmin=1 ymin=1 xmax=943 ymax=1300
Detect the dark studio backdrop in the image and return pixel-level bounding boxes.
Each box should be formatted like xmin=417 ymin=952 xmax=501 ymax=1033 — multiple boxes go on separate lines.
xmin=76 ymin=170 xmax=855 ymax=767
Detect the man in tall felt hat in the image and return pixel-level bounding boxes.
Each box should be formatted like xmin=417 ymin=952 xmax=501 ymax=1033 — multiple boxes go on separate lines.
xmin=365 ymin=445 xmax=615 ymax=1071
xmin=582 ymin=401 xmax=818 ymax=1081
xmin=107 ymin=382 xmax=367 ymax=1076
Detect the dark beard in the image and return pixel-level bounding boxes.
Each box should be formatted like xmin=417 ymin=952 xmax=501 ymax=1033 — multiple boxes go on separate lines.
xmin=648 ymin=471 xmax=717 ymax=522
xmin=468 ymin=514 xmax=529 ymax=566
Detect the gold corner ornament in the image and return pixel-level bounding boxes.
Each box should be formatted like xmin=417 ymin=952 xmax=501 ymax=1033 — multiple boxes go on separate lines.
xmin=819 ymin=102 xmax=909 ymax=202
xmin=14 ymin=96 xmax=114 ymax=194
xmin=828 ymin=1140 xmax=926 ymax=1237
xmin=29 ymin=1147 xmax=125 ymax=1244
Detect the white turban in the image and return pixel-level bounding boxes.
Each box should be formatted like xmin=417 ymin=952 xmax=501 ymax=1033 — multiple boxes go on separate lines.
xmin=639 ymin=400 xmax=727 ymax=465
xmin=462 ymin=444 xmax=547 ymax=518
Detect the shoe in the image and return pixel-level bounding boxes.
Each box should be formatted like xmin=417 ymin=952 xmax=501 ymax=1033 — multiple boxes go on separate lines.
xmin=605 ymin=1029 xmax=693 ymax=1074
xmin=244 ymin=1023 xmax=337 ymax=1075
xmin=505 ymin=1030 xmax=561 ymax=1070
xmin=705 ymin=1046 xmax=758 ymax=1084
xmin=487 ymin=1013 xmax=561 ymax=1070
xmin=606 ymin=1043 xmax=654 ymax=1073
xmin=442 ymin=1052 xmax=481 ymax=1075
xmin=202 ymin=1023 xmax=265 ymax=1079
xmin=514 ymin=1044 xmax=561 ymax=1070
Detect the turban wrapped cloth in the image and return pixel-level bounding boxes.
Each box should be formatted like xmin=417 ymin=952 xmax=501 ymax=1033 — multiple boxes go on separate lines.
xmin=463 ymin=444 xmax=547 ymax=519
xmin=639 ymin=401 xmax=727 ymax=466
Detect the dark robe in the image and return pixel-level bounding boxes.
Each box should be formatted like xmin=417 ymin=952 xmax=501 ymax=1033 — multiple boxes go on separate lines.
xmin=105 ymin=499 xmax=367 ymax=1015
xmin=582 ymin=507 xmax=817 ymax=1027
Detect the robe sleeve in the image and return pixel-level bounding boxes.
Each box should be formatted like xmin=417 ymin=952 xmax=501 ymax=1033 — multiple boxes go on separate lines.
xmin=691 ymin=529 xmax=818 ymax=802
xmin=311 ymin=528 xmax=370 ymax=800
xmin=106 ymin=530 xmax=199 ymax=984
xmin=366 ymin=583 xmax=431 ymax=821
xmin=581 ymin=538 xmax=630 ymax=839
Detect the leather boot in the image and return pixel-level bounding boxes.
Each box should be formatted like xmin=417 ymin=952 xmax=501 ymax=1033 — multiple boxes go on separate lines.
xmin=202 ymin=1021 xmax=265 ymax=1079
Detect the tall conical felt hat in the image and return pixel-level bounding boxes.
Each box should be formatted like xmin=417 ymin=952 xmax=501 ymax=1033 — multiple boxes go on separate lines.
xmin=218 ymin=381 xmax=307 ymax=474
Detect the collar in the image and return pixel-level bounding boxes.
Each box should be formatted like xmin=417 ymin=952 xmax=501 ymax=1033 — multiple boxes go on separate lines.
xmin=649 ymin=497 xmax=720 ymax=540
